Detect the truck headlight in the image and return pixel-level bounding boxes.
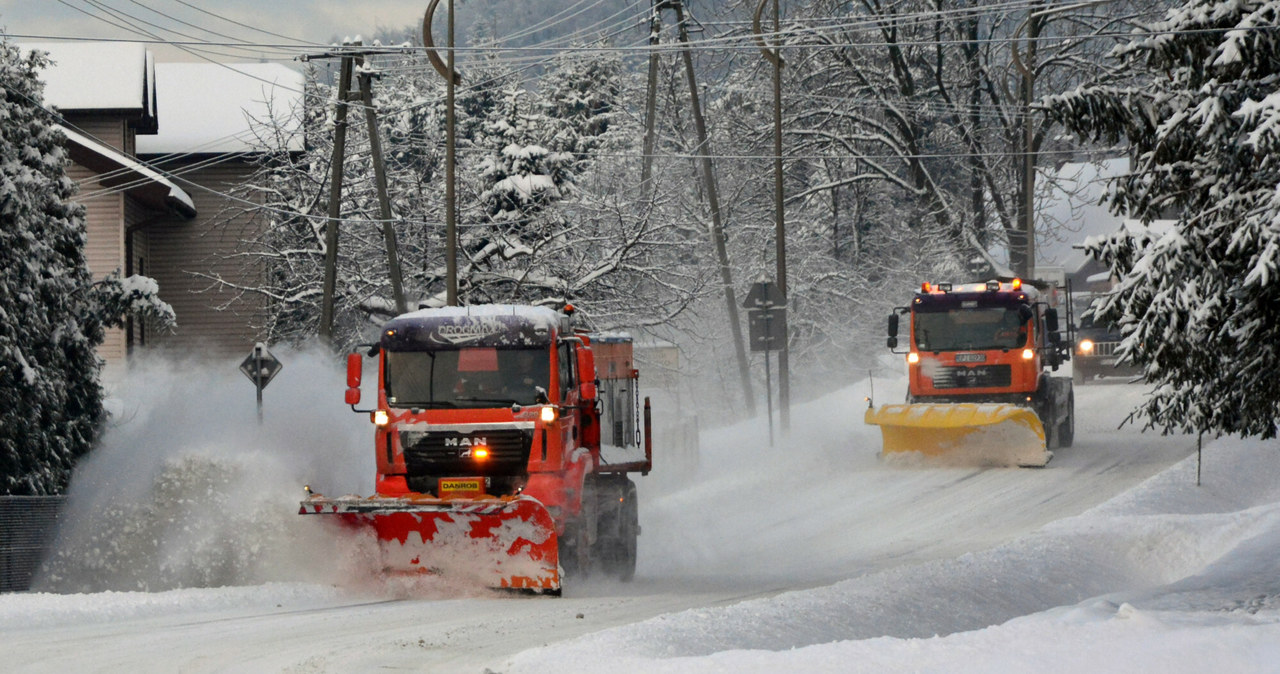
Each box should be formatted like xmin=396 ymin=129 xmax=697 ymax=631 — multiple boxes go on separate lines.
xmin=1078 ymin=339 xmax=1094 ymax=354
xmin=541 ymin=405 xmax=557 ymax=423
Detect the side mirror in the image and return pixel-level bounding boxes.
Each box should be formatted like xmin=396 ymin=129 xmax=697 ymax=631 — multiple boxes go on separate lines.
xmin=1045 ymin=307 xmax=1060 ymax=333
xmin=887 ymin=336 xmax=898 ymax=349
xmin=345 ymin=353 xmax=362 ymax=406
xmin=887 ymin=313 xmax=899 ymax=338
xmin=579 ymin=380 xmax=597 ymax=401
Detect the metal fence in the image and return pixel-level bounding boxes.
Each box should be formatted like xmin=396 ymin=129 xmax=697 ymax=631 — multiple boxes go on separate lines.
xmin=0 ymin=496 xmax=65 ymax=593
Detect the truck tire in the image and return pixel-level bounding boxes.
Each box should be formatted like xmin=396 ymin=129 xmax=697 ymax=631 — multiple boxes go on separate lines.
xmin=1058 ymin=389 xmax=1075 ymax=448
xmin=559 ymin=519 xmax=591 ymax=581
xmin=594 ymin=476 xmax=638 ymax=581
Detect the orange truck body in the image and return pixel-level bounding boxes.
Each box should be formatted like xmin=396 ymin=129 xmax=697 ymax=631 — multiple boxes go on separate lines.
xmin=301 ymin=305 xmax=650 ymax=593
xmin=866 ymin=279 xmax=1075 ymax=466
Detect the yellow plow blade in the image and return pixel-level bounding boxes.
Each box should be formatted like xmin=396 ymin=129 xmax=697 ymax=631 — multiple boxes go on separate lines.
xmin=865 ymin=403 xmax=1051 ymax=468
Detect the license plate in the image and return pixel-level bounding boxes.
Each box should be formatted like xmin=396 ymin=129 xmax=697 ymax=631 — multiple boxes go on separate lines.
xmin=439 ymin=478 xmax=484 ymax=496
xmin=955 ymin=353 xmax=986 ymax=363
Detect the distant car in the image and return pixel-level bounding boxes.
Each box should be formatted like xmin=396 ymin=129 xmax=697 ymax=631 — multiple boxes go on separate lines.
xmin=1069 ymin=289 xmax=1143 ymax=384
xmin=1072 ymin=314 xmax=1142 ymax=384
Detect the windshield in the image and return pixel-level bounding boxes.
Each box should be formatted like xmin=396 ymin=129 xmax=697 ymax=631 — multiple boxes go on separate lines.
xmin=384 ymin=347 xmax=552 ymax=408
xmin=913 ymin=307 xmax=1028 ymax=352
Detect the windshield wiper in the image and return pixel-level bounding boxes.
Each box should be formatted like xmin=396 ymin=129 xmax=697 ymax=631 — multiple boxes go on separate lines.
xmin=455 ymin=396 xmax=521 ymax=405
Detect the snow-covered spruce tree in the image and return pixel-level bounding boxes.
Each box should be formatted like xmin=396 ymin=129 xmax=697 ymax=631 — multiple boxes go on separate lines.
xmin=1047 ymin=0 xmax=1280 ymax=438
xmin=0 ymin=42 xmax=174 ymax=494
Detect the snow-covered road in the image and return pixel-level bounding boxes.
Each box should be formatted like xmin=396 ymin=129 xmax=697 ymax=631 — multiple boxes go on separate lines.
xmin=2 ymin=354 xmax=1224 ymax=673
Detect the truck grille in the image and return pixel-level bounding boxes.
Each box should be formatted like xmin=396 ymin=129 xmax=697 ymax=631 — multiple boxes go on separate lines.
xmin=401 ymin=428 xmax=532 ymax=476
xmin=931 ymin=364 xmax=1012 ymax=389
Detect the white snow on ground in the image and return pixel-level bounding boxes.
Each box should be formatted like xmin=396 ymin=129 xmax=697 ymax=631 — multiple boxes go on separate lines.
xmin=2 ymin=354 xmax=1278 ymax=673
xmin=507 ymin=432 xmax=1280 ymax=673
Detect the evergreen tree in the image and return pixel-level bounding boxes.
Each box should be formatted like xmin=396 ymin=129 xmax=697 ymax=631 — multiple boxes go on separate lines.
xmin=1048 ymin=0 xmax=1280 ymax=438
xmin=0 ymin=41 xmax=174 ymax=494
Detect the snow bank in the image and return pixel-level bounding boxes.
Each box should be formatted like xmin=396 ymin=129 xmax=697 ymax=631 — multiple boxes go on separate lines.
xmin=505 ymin=436 xmax=1280 ymax=673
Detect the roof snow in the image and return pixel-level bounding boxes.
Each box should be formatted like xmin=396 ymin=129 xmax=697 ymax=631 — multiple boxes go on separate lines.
xmin=26 ymin=43 xmax=304 ymax=155
xmin=26 ymin=42 xmax=155 ymax=116
xmin=137 ymin=63 xmax=305 ymax=155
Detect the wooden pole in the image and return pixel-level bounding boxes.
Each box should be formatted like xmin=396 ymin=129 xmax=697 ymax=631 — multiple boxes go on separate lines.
xmin=673 ymin=0 xmax=755 ymax=414
xmin=770 ymin=0 xmax=790 ymax=432
xmin=359 ymin=69 xmax=408 ymax=315
xmin=446 ymin=0 xmax=458 ymax=306
xmin=319 ymin=52 xmax=355 ymax=342
xmin=640 ymin=0 xmax=662 ymax=195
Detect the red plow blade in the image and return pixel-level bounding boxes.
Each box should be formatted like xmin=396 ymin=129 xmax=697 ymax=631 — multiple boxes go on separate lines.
xmin=301 ymin=495 xmax=560 ymax=593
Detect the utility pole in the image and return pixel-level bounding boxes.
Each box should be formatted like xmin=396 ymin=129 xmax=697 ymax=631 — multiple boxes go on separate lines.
xmin=445 ymin=0 xmax=458 ymax=306
xmin=423 ymin=0 xmax=462 ymax=305
xmin=358 ymin=67 xmax=408 ymax=315
xmin=1010 ymin=0 xmax=1106 ymax=279
xmin=640 ymin=0 xmax=665 ymax=195
xmin=318 ymin=49 xmax=355 ymax=343
xmin=1012 ymin=6 xmax=1042 ymax=280
xmin=753 ymin=0 xmax=791 ymax=432
xmin=305 ymin=41 xmax=415 ymax=340
xmin=671 ymin=0 xmax=756 ymax=415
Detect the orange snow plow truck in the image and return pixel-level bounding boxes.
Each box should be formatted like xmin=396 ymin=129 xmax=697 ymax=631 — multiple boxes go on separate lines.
xmin=865 ymin=279 xmax=1074 ymax=467
xmin=301 ymin=304 xmax=651 ymax=594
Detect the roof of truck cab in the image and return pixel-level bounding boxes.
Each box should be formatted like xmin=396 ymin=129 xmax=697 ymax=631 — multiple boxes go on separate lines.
xmin=914 ymin=286 xmax=1038 ymax=310
xmin=398 ymin=304 xmax=561 ymax=324
xmin=381 ymin=305 xmax=562 ymax=349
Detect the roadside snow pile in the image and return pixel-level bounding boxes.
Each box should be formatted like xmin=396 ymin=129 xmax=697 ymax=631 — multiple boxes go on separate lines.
xmin=505 ymin=436 xmax=1280 ymax=673
xmin=0 ymin=583 xmax=345 ymax=631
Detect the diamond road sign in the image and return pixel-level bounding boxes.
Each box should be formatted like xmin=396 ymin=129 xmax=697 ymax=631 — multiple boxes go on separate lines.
xmin=744 ymin=281 xmax=786 ymax=309
xmin=240 ymin=344 xmax=283 ymax=389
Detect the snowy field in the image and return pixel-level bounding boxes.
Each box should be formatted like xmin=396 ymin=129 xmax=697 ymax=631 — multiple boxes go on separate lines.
xmin=2 ymin=350 xmax=1278 ymax=673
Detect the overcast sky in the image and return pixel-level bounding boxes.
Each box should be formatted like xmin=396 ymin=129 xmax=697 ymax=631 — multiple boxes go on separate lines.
xmin=0 ymin=1 xmax=431 ymax=61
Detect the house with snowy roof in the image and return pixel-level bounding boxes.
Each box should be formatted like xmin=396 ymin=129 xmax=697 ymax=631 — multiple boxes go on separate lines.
xmin=1036 ymin=158 xmax=1129 ymax=291
xmin=28 ymin=42 xmax=303 ymax=377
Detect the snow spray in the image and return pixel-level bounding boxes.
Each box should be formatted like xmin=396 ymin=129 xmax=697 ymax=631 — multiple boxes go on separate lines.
xmin=35 ymin=345 xmax=377 ymax=592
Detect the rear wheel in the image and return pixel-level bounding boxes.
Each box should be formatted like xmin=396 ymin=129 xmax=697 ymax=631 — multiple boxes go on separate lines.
xmin=593 ymin=476 xmax=638 ymax=581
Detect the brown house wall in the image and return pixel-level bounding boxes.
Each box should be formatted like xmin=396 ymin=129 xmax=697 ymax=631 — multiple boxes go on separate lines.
xmin=68 ymin=155 xmax=127 ymax=368
xmin=63 ymin=111 xmax=269 ymax=368
xmin=143 ymin=158 xmax=267 ymax=360
xmin=70 ymin=117 xmax=127 ymax=152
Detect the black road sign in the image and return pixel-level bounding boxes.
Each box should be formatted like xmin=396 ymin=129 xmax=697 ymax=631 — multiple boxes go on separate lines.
xmin=240 ymin=344 xmax=283 ymax=389
xmin=748 ymin=308 xmax=787 ymax=352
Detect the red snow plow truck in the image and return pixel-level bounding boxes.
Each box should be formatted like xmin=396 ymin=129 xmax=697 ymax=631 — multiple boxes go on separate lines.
xmin=301 ymin=304 xmax=651 ymax=594
xmin=865 ymin=278 xmax=1074 ymax=467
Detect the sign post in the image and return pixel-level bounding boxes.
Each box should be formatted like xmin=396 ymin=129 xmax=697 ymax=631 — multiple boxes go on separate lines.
xmin=744 ymin=281 xmax=787 ymax=446
xmin=239 ymin=342 xmax=283 ymax=423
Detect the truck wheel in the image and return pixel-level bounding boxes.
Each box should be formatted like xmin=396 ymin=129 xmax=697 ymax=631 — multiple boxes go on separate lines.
xmin=593 ymin=477 xmax=638 ymax=581
xmin=1058 ymin=391 xmax=1075 ymax=448
xmin=615 ymin=480 xmax=638 ymax=582
xmin=1034 ymin=382 xmax=1058 ymax=450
